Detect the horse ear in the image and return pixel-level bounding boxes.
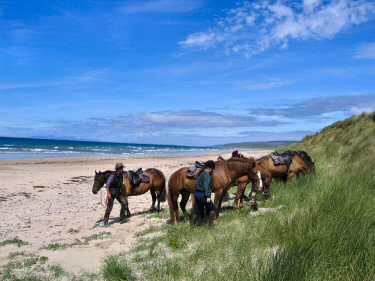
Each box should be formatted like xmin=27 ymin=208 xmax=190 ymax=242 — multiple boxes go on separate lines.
xmin=95 ymin=170 xmax=97 ymax=174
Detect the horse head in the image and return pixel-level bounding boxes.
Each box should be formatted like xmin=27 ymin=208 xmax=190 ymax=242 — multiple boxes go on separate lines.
xmin=92 ymin=170 xmax=107 ymax=194
xmin=252 ymin=161 xmax=271 ymax=197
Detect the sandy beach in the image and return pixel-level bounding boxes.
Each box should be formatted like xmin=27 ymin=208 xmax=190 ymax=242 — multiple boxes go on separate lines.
xmin=0 ymin=149 xmax=271 ymax=274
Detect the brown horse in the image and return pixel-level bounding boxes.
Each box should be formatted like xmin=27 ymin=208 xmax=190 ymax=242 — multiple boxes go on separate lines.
xmin=233 ymin=160 xmax=272 ymax=210
xmin=257 ymin=152 xmax=311 ymax=181
xmin=92 ymin=168 xmax=166 ymax=214
xmin=167 ymin=158 xmax=259 ymax=224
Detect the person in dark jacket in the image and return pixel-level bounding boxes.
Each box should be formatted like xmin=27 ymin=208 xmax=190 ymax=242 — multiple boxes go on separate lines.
xmin=191 ymin=160 xmax=217 ymax=227
xmin=103 ymin=163 xmax=129 ymax=224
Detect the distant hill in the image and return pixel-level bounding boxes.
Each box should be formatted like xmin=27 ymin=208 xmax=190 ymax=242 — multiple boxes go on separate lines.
xmin=213 ymin=141 xmax=296 ymax=150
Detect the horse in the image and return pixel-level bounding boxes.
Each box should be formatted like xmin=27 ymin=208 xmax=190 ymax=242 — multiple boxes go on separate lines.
xmin=257 ymin=152 xmax=311 ymax=182
xmin=296 ymin=150 xmax=315 ymax=172
xmin=92 ymin=168 xmax=167 ymax=215
xmin=167 ymin=157 xmax=261 ymax=225
xmin=233 ymin=160 xmax=272 ymax=210
xmin=217 ymin=155 xmax=272 ymax=210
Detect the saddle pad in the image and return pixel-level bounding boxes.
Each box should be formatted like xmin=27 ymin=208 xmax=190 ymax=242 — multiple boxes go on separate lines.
xmin=187 ymin=166 xmax=203 ymax=179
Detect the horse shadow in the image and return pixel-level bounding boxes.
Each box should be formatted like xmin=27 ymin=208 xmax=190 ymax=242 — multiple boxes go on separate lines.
xmin=96 ymin=208 xmax=166 ymax=225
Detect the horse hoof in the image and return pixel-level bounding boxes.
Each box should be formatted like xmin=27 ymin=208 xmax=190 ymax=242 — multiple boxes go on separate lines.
xmin=250 ymin=203 xmax=258 ymax=211
xmin=183 ymin=215 xmax=190 ymax=223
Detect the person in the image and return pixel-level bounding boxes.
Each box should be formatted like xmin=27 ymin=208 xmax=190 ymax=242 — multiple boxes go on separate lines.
xmin=232 ymin=150 xmax=243 ymax=158
xmin=191 ymin=160 xmax=217 ymax=227
xmin=103 ymin=163 xmax=129 ymax=224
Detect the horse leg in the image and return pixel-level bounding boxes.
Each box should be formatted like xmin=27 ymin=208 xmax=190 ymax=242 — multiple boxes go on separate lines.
xmin=239 ymin=184 xmax=247 ymax=209
xmin=217 ymin=189 xmax=227 ymax=216
xmin=180 ymin=190 xmax=191 ymax=223
xmin=234 ymin=183 xmax=245 ymax=210
xmin=172 ymin=193 xmax=180 ymax=224
xmin=149 ymin=190 xmax=157 ymax=213
xmin=213 ymin=188 xmax=227 ymax=223
xmin=123 ymin=196 xmax=131 ymax=218
xmin=156 ymin=189 xmax=162 ymax=212
xmin=213 ymin=189 xmax=223 ymax=224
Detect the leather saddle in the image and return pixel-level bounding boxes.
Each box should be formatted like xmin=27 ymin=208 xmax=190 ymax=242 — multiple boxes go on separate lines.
xmin=127 ymin=168 xmax=150 ymax=188
xmin=272 ymin=150 xmax=294 ymax=167
xmin=187 ymin=161 xmax=204 ymax=179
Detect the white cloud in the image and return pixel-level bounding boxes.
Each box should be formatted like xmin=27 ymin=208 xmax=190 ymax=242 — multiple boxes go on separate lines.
xmin=349 ymin=106 xmax=375 ymax=115
xmin=180 ymin=0 xmax=375 ymax=57
xmin=238 ymin=78 xmax=293 ymax=90
xmin=80 ymin=109 xmax=284 ymax=129
xmin=355 ymin=42 xmax=375 ymax=59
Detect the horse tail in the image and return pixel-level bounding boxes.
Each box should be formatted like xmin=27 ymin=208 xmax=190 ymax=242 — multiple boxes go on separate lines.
xmin=160 ymin=179 xmax=167 ymax=202
xmin=167 ymin=182 xmax=175 ymax=223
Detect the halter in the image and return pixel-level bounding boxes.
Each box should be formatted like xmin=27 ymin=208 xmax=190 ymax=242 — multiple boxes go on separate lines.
xmin=251 ymin=170 xmax=268 ymax=199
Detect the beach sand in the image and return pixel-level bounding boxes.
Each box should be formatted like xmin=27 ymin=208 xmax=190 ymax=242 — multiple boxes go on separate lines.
xmin=0 ymin=149 xmax=271 ymax=274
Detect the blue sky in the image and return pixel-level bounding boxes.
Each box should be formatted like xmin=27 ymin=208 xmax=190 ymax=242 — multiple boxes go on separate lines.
xmin=0 ymin=0 xmax=375 ymax=146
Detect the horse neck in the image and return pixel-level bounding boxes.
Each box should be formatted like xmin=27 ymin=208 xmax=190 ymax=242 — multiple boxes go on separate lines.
xmin=101 ymin=170 xmax=113 ymax=185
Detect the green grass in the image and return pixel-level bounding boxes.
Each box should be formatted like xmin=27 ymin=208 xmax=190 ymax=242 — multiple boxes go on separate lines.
xmin=102 ymin=255 xmax=136 ymax=281
xmin=0 ymin=237 xmax=29 ymax=247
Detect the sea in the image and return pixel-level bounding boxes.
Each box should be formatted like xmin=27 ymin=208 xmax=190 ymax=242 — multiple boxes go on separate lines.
xmin=0 ymin=137 xmax=218 ymax=159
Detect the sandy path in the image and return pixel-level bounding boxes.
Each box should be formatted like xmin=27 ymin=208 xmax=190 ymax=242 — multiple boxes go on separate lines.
xmin=0 ymin=150 xmax=271 ymax=274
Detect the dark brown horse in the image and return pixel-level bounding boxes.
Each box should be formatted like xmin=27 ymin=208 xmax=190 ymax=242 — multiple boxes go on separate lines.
xmin=167 ymin=158 xmax=259 ymax=224
xmin=257 ymin=152 xmax=311 ymax=181
xmin=92 ymin=168 xmax=166 ymax=214
xmin=296 ymin=150 xmax=315 ymax=172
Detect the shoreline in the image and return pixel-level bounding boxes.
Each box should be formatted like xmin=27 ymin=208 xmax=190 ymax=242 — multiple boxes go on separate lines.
xmin=0 ymin=148 xmax=274 ymax=161
xmin=0 ymin=149 xmax=271 ymax=163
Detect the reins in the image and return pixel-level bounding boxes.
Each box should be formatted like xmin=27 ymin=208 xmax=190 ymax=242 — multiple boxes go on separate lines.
xmin=100 ymin=188 xmax=108 ymax=208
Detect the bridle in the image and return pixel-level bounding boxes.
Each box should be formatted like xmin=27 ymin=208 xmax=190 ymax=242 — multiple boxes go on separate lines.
xmin=251 ymin=170 xmax=269 ymax=199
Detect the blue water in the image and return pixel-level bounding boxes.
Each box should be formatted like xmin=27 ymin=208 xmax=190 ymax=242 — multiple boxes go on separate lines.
xmin=0 ymin=137 xmax=218 ymax=159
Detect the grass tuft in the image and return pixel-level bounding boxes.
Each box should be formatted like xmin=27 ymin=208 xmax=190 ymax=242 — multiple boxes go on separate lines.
xmin=102 ymin=255 xmax=136 ymax=281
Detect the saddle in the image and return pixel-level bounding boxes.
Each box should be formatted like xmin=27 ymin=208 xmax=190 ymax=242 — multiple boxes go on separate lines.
xmin=271 ymin=150 xmax=294 ymax=167
xmin=127 ymin=168 xmax=150 ymax=189
xmin=187 ymin=161 xmax=204 ymax=179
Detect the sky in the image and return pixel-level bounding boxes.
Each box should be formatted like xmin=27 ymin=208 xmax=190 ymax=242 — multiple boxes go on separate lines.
xmin=0 ymin=0 xmax=375 ymax=146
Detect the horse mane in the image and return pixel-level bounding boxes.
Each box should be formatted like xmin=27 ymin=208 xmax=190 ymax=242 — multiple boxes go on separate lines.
xmin=257 ymin=156 xmax=268 ymax=162
xmin=295 ymin=150 xmax=315 ymax=169
xmin=99 ymin=170 xmax=113 ymax=178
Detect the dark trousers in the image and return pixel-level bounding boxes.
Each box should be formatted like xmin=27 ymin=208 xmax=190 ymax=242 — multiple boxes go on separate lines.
xmin=104 ymin=193 xmax=128 ymax=222
xmin=194 ymin=191 xmax=217 ymax=217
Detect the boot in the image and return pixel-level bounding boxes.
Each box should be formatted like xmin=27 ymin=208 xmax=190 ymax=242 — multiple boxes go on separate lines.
xmin=190 ymin=214 xmax=198 ymax=226
xmin=208 ymin=212 xmax=215 ymax=228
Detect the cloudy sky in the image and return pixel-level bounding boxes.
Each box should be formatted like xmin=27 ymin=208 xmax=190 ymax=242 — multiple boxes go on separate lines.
xmin=1 ymin=0 xmax=375 ymax=146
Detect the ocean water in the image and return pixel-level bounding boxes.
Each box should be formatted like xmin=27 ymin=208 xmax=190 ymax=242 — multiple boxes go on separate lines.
xmin=0 ymin=137 xmax=218 ymax=159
